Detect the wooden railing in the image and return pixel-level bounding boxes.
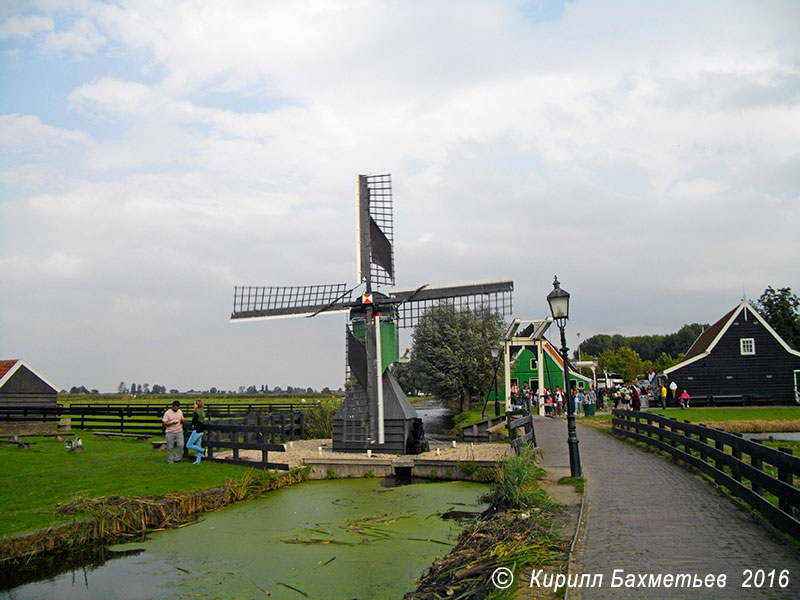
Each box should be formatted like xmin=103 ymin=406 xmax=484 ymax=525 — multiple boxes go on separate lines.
xmin=202 ymin=413 xmax=304 ymax=470
xmin=461 ymin=415 xmax=506 ymax=443
xmin=506 ymin=409 xmax=536 ymax=455
xmin=612 ymin=409 xmax=800 ymax=539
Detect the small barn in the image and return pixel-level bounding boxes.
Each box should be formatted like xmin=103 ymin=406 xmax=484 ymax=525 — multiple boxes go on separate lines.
xmin=664 ymin=300 xmax=800 ymax=405
xmin=0 ymin=359 xmax=58 ymax=407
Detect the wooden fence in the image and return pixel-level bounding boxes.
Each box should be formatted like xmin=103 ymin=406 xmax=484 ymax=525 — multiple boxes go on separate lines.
xmin=201 ymin=413 xmax=305 ymax=470
xmin=506 ymin=409 xmax=536 ymax=455
xmin=612 ymin=409 xmax=800 ymax=539
xmin=1 ymin=403 xmax=310 ymax=437
xmin=461 ymin=415 xmax=506 ymax=443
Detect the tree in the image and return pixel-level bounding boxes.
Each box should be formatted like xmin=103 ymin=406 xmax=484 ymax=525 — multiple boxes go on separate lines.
xmin=598 ymin=347 xmax=647 ymax=382
xmin=410 ymin=305 xmax=504 ymax=413
xmin=393 ymin=359 xmax=425 ymax=396
xmin=652 ymin=352 xmax=680 ymax=373
xmin=757 ymin=286 xmax=800 ymax=350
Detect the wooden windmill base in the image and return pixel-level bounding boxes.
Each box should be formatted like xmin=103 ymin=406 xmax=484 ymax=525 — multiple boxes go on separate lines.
xmin=332 ymin=371 xmax=429 ymax=454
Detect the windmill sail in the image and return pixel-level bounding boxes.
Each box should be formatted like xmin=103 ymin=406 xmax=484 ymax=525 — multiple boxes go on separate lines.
xmin=357 ymin=174 xmax=394 ymax=287
xmin=231 ymin=284 xmax=358 ymax=320
xmin=391 ymin=280 xmax=514 ymax=328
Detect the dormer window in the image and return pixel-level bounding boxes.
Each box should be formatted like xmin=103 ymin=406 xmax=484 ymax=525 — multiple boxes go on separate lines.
xmin=740 ymin=338 xmax=755 ymax=355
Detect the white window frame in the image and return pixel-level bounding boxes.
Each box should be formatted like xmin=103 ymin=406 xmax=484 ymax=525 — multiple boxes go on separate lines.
xmin=740 ymin=338 xmax=755 ymax=356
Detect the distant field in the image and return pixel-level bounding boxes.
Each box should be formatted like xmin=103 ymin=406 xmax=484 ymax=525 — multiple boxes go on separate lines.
xmin=58 ymin=393 xmax=342 ymax=406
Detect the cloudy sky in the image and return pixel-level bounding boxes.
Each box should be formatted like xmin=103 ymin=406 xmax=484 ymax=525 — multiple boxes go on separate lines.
xmin=1 ymin=0 xmax=798 ymax=393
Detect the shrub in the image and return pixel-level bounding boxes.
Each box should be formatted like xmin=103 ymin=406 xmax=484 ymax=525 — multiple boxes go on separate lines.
xmin=484 ymin=447 xmax=548 ymax=509
xmin=305 ymin=400 xmax=340 ymax=438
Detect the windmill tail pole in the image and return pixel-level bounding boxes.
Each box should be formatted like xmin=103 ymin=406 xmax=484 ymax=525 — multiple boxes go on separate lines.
xmin=375 ymin=315 xmax=385 ymax=445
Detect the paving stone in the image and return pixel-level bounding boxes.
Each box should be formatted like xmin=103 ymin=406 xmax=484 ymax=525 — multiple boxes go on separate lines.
xmin=531 ymin=416 xmax=800 ymax=599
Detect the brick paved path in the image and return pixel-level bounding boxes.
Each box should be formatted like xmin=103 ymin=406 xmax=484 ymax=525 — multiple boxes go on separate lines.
xmin=532 ymin=416 xmax=800 ymax=599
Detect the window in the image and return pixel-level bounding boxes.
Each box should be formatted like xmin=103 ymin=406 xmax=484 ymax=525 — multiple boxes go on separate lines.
xmin=530 ymin=358 xmax=538 ymax=370
xmin=740 ymin=338 xmax=755 ymax=355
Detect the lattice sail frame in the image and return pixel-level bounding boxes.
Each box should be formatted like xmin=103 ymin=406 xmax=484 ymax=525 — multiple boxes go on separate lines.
xmin=232 ymin=284 xmax=356 ymax=319
xmin=358 ymin=174 xmax=395 ymax=288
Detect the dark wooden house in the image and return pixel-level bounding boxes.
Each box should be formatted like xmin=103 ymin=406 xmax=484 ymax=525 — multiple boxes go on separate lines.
xmin=0 ymin=359 xmax=58 ymax=408
xmin=664 ymin=301 xmax=800 ymax=405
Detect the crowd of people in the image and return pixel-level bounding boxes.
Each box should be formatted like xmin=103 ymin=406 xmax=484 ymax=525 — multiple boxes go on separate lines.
xmin=509 ymin=380 xmax=693 ymax=416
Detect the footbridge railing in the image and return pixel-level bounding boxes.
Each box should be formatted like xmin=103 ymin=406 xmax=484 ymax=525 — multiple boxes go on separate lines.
xmin=612 ymin=409 xmax=800 ymax=540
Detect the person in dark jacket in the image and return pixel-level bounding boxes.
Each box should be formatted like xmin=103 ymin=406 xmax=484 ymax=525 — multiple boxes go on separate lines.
xmin=186 ymin=399 xmax=207 ymax=464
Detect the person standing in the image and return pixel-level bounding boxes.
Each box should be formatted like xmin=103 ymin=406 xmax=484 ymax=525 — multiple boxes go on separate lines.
xmin=631 ymin=385 xmax=641 ymax=411
xmin=575 ymin=389 xmax=585 ymax=416
xmin=521 ymin=382 xmax=532 ymax=413
xmin=162 ymin=400 xmax=185 ymax=464
xmin=586 ymin=386 xmax=597 ymax=412
xmin=660 ymin=383 xmax=668 ymax=409
xmin=510 ymin=382 xmax=520 ymax=408
xmin=186 ymin=399 xmax=207 ymax=464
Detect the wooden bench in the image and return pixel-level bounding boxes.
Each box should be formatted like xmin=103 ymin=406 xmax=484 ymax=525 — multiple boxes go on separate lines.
xmin=0 ymin=438 xmax=35 ymax=449
xmin=93 ymin=432 xmax=151 ymax=441
xmin=151 ymin=440 xmax=167 ymax=450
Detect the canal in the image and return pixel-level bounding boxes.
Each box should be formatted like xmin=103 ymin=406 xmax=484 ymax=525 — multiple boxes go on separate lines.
xmin=2 ymin=478 xmax=488 ymax=599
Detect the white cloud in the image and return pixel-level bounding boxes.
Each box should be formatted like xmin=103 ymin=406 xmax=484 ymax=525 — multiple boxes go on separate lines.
xmin=0 ymin=113 xmax=87 ymax=147
xmin=1 ymin=0 xmax=799 ymax=391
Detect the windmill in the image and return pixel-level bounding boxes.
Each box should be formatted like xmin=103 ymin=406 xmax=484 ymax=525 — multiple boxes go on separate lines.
xmin=231 ymin=174 xmax=513 ymax=454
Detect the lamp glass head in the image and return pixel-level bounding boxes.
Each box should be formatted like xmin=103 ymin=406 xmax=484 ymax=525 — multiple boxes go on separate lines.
xmin=547 ymin=276 xmax=570 ymax=322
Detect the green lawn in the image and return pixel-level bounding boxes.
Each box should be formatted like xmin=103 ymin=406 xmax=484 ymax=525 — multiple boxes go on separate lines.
xmin=453 ymin=401 xmax=506 ymax=429
xmin=585 ymin=406 xmax=800 ymax=423
xmin=0 ymin=434 xmax=252 ymax=538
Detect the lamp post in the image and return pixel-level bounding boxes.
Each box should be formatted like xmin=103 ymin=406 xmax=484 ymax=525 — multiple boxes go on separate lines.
xmin=491 ymin=346 xmax=500 ymax=417
xmin=547 ymin=275 xmax=582 ymax=478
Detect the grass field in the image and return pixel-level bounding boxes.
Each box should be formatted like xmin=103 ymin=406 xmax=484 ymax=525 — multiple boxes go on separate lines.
xmin=58 ymin=393 xmax=341 ymax=406
xmin=586 ymin=406 xmax=800 ymax=426
xmin=0 ymin=435 xmax=252 ymax=538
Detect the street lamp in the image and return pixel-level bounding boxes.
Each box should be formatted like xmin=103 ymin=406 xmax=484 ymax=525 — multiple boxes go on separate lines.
xmin=547 ymin=275 xmax=582 ymax=478
xmin=491 ymin=346 xmax=501 ymax=417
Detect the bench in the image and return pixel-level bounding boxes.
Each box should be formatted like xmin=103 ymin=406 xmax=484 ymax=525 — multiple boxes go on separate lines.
xmin=151 ymin=440 xmax=167 ymax=450
xmin=93 ymin=432 xmax=151 ymax=441
xmin=0 ymin=438 xmax=35 ymax=449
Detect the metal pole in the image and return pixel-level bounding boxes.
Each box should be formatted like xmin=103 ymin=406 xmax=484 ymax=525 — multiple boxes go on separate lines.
xmin=560 ymin=323 xmax=582 ymax=477
xmin=494 ymin=367 xmax=500 ymax=417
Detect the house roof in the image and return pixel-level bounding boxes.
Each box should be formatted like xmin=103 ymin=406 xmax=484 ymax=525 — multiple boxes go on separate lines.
xmin=0 ymin=359 xmax=59 ymax=392
xmin=682 ymin=307 xmax=737 ymax=361
xmin=541 ymin=340 xmax=592 ymax=383
xmin=664 ymin=300 xmax=800 ymax=375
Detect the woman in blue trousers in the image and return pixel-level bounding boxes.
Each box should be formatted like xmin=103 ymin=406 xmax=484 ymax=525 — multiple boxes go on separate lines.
xmin=186 ymin=399 xmax=207 ymax=464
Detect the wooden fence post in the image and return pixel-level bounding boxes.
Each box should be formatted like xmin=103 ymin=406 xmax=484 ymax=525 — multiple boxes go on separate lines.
xmin=751 ymin=440 xmax=764 ymax=497
xmin=698 ymin=424 xmax=708 ymax=463
xmin=778 ymin=447 xmax=794 ymax=515
xmin=731 ymin=433 xmax=743 ymax=482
